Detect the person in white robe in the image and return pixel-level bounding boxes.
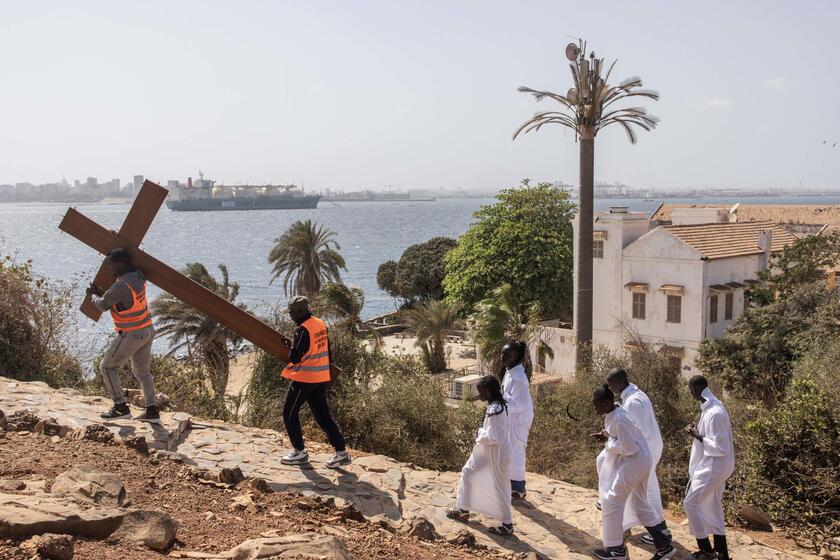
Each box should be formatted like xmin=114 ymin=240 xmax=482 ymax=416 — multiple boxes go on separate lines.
xmin=684 ymin=375 xmax=735 ymax=560
xmin=448 ymin=375 xmax=514 ymax=535
xmin=501 ymin=341 xmax=533 ymax=499
xmin=605 ymin=367 xmax=669 ymax=546
xmin=592 ymin=384 xmax=675 ymax=560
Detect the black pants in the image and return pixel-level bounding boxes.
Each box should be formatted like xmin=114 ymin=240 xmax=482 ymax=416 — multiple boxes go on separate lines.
xmin=283 ymin=381 xmax=345 ymax=452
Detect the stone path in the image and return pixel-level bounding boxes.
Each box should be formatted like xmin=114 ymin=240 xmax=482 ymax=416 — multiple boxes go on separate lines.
xmin=0 ymin=377 xmax=816 ymax=560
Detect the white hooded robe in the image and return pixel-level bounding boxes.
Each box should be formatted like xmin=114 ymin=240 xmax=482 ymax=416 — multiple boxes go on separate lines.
xmin=618 ymin=383 xmax=665 ymax=528
xmin=502 ymin=363 xmax=533 ymax=482
xmin=597 ymin=406 xmax=662 ymax=548
xmin=684 ymin=388 xmax=735 ymax=538
xmin=456 ymin=401 xmax=513 ymax=523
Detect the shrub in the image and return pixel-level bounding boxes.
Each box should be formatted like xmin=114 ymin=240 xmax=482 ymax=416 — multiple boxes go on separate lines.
xmin=0 ymin=256 xmax=85 ymax=387
xmin=740 ymin=376 xmax=839 ymax=551
xmin=332 ymin=351 xmax=481 ymax=471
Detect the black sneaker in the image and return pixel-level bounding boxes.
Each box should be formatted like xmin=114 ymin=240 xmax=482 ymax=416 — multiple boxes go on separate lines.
xmin=512 ymin=490 xmax=527 ymax=500
xmin=594 ymin=546 xmax=628 ymax=560
xmin=101 ymin=404 xmax=131 ymax=420
xmin=650 ymin=544 xmax=677 ymax=560
xmin=136 ymin=406 xmax=160 ymax=424
xmin=641 ymin=528 xmax=672 ymax=546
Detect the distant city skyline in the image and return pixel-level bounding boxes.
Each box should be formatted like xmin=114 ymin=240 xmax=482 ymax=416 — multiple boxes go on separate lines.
xmin=1 ymin=1 xmax=838 ymax=191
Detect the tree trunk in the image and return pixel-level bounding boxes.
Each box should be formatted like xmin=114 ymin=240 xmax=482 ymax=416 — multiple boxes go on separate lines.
xmin=576 ymin=131 xmax=595 ymax=370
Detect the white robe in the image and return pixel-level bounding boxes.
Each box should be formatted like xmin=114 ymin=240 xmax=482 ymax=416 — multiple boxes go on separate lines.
xmin=619 ymin=383 xmax=665 ymax=528
xmin=684 ymin=388 xmax=735 ymax=538
xmin=597 ymin=406 xmax=661 ymax=548
xmin=502 ymin=363 xmax=533 ymax=482
xmin=456 ymin=401 xmax=513 ymax=523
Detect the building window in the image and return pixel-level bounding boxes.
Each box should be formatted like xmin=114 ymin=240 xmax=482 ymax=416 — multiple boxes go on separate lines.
xmin=593 ymin=240 xmax=604 ymax=259
xmin=725 ymin=292 xmax=733 ymax=320
xmin=632 ymin=292 xmax=646 ymax=319
xmin=667 ymin=295 xmax=682 ymax=323
xmin=709 ymin=294 xmax=718 ymax=323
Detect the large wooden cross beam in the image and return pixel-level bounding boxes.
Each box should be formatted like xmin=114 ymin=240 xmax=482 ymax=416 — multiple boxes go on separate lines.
xmin=59 ymin=180 xmax=339 ymax=379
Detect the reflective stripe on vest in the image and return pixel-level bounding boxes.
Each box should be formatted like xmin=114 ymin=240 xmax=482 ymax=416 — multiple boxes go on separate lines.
xmin=281 ymin=316 xmax=331 ymax=383
xmin=110 ymin=282 xmax=153 ymax=332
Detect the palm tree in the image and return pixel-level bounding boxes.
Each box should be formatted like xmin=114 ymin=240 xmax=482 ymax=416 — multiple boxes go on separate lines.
xmin=513 ymin=40 xmax=659 ymax=369
xmin=315 ymin=282 xmax=365 ymax=325
xmin=405 ymin=300 xmax=462 ymax=373
xmin=152 ymin=263 xmax=246 ymax=398
xmin=469 ymin=284 xmax=554 ymax=377
xmin=268 ymin=220 xmax=346 ymax=297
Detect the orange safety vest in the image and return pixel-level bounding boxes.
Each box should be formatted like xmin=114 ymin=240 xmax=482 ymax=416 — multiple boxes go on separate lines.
xmin=281 ymin=316 xmax=331 ymax=383
xmin=110 ymin=281 xmax=153 ymax=332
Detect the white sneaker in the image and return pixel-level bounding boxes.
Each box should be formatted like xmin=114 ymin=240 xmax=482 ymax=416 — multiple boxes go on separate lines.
xmin=326 ymin=451 xmax=351 ymax=469
xmin=280 ymin=449 xmax=309 ymax=465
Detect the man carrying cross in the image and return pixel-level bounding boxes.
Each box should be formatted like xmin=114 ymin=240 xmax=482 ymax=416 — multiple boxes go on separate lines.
xmin=86 ymin=247 xmax=160 ymax=424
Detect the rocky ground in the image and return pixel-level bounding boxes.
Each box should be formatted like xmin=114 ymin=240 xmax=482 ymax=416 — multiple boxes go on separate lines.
xmin=0 ymin=376 xmax=821 ymax=560
xmin=0 ymin=430 xmax=488 ymax=559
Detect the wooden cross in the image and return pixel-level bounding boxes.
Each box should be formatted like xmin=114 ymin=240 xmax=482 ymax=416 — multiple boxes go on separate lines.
xmin=58 ymin=180 xmax=339 ymax=379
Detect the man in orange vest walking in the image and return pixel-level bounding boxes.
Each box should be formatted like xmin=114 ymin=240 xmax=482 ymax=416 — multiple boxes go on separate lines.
xmin=280 ymin=296 xmax=350 ymax=469
xmin=86 ymin=248 xmax=159 ymax=424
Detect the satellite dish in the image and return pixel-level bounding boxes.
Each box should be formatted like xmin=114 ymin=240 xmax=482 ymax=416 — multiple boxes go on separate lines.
xmin=565 ymin=42 xmax=580 ymax=61
xmin=567 ymin=88 xmax=579 ymax=104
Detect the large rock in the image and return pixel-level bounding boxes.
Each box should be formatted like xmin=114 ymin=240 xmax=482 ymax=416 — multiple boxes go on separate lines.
xmin=51 ymin=465 xmax=127 ymax=507
xmin=0 ymin=480 xmax=26 ymax=492
xmin=20 ymin=533 xmax=74 ymax=560
xmin=405 ymin=517 xmax=439 ymax=542
xmin=111 ymin=510 xmax=178 ymax=552
xmin=227 ymin=533 xmax=354 ymax=560
xmin=0 ymin=492 xmax=123 ymax=538
xmin=70 ymin=424 xmax=114 ymax=444
xmin=6 ymin=410 xmax=40 ymax=431
xmin=738 ymin=504 xmax=773 ymax=530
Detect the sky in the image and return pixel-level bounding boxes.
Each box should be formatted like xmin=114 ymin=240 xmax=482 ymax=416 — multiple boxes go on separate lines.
xmin=1 ymin=1 xmax=839 ymax=192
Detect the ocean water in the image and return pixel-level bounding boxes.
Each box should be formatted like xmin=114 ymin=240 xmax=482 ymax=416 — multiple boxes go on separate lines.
xmin=2 ymin=194 xmax=839 ymax=346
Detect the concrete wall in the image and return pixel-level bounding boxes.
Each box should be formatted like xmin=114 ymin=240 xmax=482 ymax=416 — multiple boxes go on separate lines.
xmin=531 ymin=326 xmax=576 ymax=378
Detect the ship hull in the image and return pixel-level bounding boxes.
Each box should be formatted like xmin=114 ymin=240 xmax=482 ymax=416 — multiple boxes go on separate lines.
xmin=166 ymin=195 xmax=320 ymax=211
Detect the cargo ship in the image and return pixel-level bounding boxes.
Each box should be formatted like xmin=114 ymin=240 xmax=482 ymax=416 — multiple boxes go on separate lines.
xmin=166 ymin=173 xmax=320 ymax=212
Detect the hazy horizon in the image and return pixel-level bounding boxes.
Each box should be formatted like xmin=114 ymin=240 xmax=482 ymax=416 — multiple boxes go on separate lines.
xmin=2 ymin=1 xmax=838 ymax=191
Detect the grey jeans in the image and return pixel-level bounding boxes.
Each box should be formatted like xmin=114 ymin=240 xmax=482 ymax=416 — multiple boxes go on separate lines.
xmin=101 ymin=326 xmax=155 ymax=407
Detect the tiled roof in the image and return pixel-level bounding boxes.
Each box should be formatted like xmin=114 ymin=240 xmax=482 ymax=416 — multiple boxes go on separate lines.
xmin=650 ymin=203 xmax=836 ymax=231
xmin=664 ymin=221 xmax=799 ymax=260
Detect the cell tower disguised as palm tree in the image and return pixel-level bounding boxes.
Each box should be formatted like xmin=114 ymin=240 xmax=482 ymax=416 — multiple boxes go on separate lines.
xmin=513 ymin=40 xmax=659 ymax=368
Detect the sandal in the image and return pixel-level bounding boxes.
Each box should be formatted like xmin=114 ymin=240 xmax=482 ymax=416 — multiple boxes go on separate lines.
xmin=446 ymin=508 xmax=471 ymax=521
xmin=488 ymin=523 xmax=514 ymax=535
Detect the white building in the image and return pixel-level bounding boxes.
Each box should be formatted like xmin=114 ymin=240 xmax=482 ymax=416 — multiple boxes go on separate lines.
xmin=537 ymin=208 xmax=800 ymax=377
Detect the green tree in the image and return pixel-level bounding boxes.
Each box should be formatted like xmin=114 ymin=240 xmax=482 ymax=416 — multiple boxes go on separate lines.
xmin=376 ymin=260 xmax=399 ymax=298
xmin=268 ymin=220 xmax=346 ymax=297
xmin=405 ymin=299 xmax=462 ymax=373
xmin=697 ymin=284 xmax=840 ymax=406
xmin=394 ymin=237 xmax=457 ymax=302
xmin=152 ymin=263 xmax=246 ymax=399
xmin=514 ymin=41 xmax=659 ymax=368
xmin=468 ymin=283 xmax=554 ymax=376
xmin=751 ymin=231 xmax=840 ymax=305
xmin=443 ymin=180 xmax=575 ymax=319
